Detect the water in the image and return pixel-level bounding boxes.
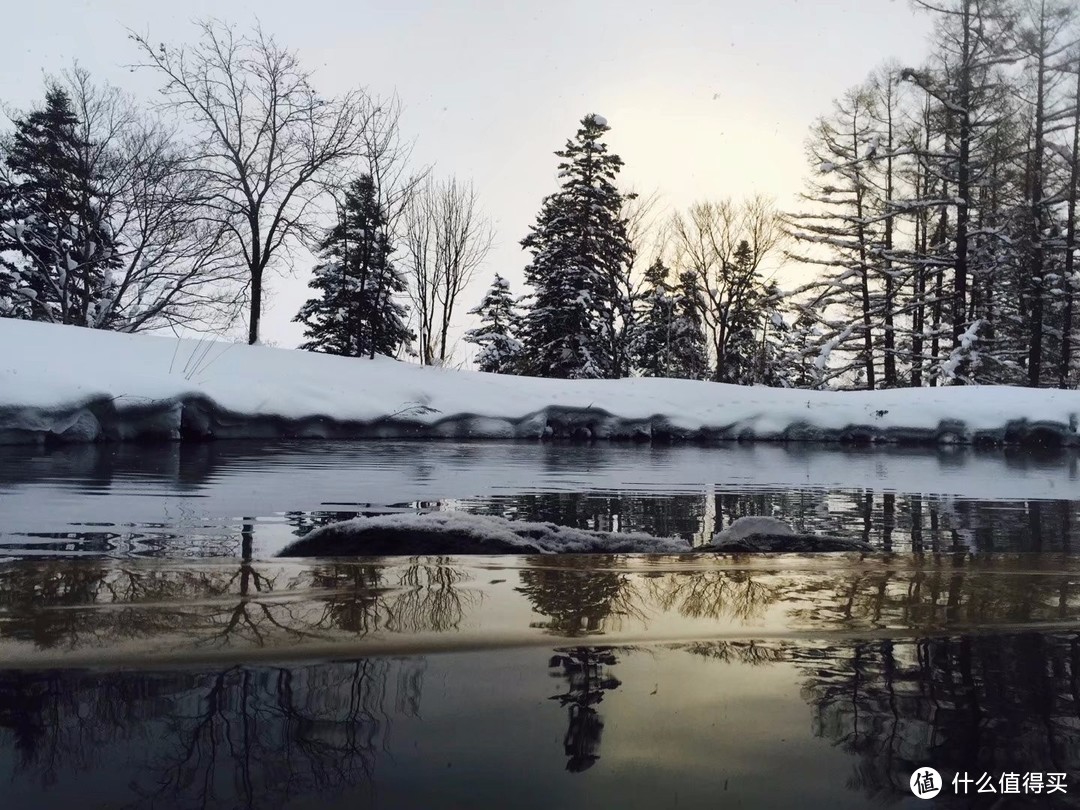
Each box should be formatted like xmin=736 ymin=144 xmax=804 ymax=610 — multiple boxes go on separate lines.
xmin=1 ymin=440 xmax=1079 ymax=557
xmin=2 ymin=440 xmax=1080 ymax=808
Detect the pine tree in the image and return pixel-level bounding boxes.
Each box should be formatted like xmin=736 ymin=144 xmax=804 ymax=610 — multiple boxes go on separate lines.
xmin=0 ymin=85 xmax=120 ymax=326
xmin=671 ymin=270 xmax=710 ymax=380
xmin=464 ymin=274 xmax=522 ymax=373
xmin=785 ymin=84 xmax=896 ymax=389
xmin=517 ymin=114 xmax=634 ymax=379
xmin=632 ymin=259 xmax=708 ymax=379
xmin=633 ymin=259 xmax=677 ymax=377
xmin=294 ymin=175 xmax=413 ymax=358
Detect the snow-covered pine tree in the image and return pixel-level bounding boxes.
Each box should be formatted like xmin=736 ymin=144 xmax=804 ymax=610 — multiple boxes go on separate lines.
xmin=785 ymin=84 xmax=895 ymax=390
xmin=1012 ymin=0 xmax=1079 ymax=387
xmin=517 ymin=114 xmax=634 ymax=379
xmin=0 ymin=85 xmax=121 ymax=326
xmin=0 ymin=167 xmax=29 ymax=319
xmin=632 ymin=259 xmax=708 ymax=379
xmin=464 ymin=273 xmax=522 ymax=373
xmin=671 ymin=270 xmax=710 ymax=380
xmin=294 ymin=174 xmax=413 ymax=358
xmin=905 ymin=0 xmax=1020 ymax=384
xmin=1057 ymin=42 xmax=1080 ymax=388
xmin=633 ymin=258 xmax=677 ymax=377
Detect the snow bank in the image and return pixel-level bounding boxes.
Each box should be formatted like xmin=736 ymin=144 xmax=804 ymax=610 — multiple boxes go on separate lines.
xmin=279 ymin=511 xmax=692 ymax=556
xmin=2 ymin=319 xmax=1079 ymax=447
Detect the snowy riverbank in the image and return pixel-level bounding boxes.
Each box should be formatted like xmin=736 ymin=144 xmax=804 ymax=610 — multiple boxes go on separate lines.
xmin=1 ymin=319 xmax=1078 ymax=446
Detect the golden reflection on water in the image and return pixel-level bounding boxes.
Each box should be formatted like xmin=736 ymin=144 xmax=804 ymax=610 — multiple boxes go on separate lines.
xmin=2 ymin=552 xmax=1080 ymax=666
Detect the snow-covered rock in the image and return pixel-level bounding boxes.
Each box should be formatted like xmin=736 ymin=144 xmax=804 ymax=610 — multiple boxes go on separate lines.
xmin=1 ymin=319 xmax=1079 ymax=447
xmin=279 ymin=511 xmax=693 ymax=556
xmin=710 ymin=516 xmax=872 ymax=553
xmin=712 ymin=516 xmax=796 ymax=543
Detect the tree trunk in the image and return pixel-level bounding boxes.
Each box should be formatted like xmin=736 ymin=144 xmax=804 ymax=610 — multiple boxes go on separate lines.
xmin=1059 ymin=58 xmax=1080 ymax=389
xmin=1026 ymin=5 xmax=1048 ymax=388
xmin=882 ymin=93 xmax=897 ymax=389
xmin=248 ymin=267 xmax=263 ymax=345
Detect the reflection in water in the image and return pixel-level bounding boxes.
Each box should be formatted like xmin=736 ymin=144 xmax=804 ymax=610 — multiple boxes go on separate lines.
xmin=6 ymin=554 xmax=1080 ymax=659
xmin=3 ymin=632 xmax=1079 ymax=808
xmin=0 ymin=554 xmax=478 ymax=655
xmin=1 ymin=441 xmax=1079 ymax=557
xmin=4 ymin=551 xmax=1080 ymax=806
xmin=0 ymin=659 xmax=423 ymax=809
xmin=547 ymin=648 xmax=621 ymax=772
xmin=516 ymin=556 xmax=643 ymax=636
xmin=794 ymin=633 xmax=1080 ymax=806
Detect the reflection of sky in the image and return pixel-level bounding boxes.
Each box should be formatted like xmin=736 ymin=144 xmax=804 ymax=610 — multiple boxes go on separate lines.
xmin=1 ymin=1 xmax=931 ymax=351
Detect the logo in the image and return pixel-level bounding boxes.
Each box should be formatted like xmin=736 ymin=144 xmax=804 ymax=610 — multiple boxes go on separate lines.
xmin=911 ymin=768 xmax=942 ymax=799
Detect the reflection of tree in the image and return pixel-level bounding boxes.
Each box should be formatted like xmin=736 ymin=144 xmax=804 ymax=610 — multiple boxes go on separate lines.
xmin=649 ymin=568 xmax=777 ymax=622
xmin=309 ymin=558 xmax=475 ymax=635
xmin=0 ymin=553 xmax=476 ymax=654
xmin=517 ymin=556 xmax=642 ymax=636
xmin=674 ymin=640 xmax=786 ymax=665
xmin=780 ymin=555 xmax=1080 ymax=633
xmin=0 ymin=658 xmax=423 ymax=808
xmin=547 ymin=647 xmax=621 ymax=772
xmin=796 ymin=633 xmax=1080 ymax=807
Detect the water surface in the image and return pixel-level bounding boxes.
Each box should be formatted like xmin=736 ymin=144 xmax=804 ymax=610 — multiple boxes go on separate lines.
xmin=2 ymin=553 xmax=1080 ymax=808
xmin=1 ymin=440 xmax=1078 ymax=557
xmin=3 ymin=440 xmax=1080 ymax=808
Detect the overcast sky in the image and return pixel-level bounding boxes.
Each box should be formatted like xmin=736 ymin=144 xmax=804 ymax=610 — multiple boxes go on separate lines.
xmin=2 ymin=0 xmax=932 ymax=353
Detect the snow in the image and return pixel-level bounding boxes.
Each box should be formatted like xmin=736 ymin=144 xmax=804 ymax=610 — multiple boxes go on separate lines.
xmin=709 ymin=516 xmax=872 ymax=552
xmin=1 ymin=319 xmax=1079 ymax=446
xmin=590 ymin=113 xmax=608 ymax=127
xmin=712 ymin=516 xmax=795 ymax=544
xmin=280 ymin=510 xmax=691 ymax=556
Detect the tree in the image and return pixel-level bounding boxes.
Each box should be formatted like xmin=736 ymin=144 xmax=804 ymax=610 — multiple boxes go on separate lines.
xmin=670 ymin=197 xmax=782 ymax=383
xmin=1012 ymin=0 xmax=1079 ymax=386
xmin=904 ymin=0 xmax=1019 ymax=381
xmin=2 ymin=71 xmax=250 ymax=332
xmin=1058 ymin=43 xmax=1080 ymax=387
xmin=517 ymin=113 xmax=634 ymax=379
xmin=0 ymin=84 xmax=120 ymax=326
xmin=402 ymin=176 xmax=493 ymax=365
xmin=294 ymin=174 xmax=412 ymax=358
xmin=785 ymin=82 xmax=902 ymax=389
xmin=632 ymin=259 xmax=708 ymax=379
xmin=464 ymin=274 xmax=522 ymax=373
xmin=130 ymin=21 xmax=374 ymax=344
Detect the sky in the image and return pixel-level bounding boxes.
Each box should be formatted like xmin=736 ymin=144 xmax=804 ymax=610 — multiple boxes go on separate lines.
xmin=1 ymin=0 xmax=932 ymax=356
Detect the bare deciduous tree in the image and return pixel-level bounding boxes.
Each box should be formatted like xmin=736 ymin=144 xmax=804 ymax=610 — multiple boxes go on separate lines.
xmin=402 ymin=176 xmax=493 ymax=365
xmin=130 ymin=20 xmax=374 ymax=344
xmin=64 ymin=67 xmax=247 ymax=332
xmin=670 ymin=195 xmax=783 ymax=381
xmin=0 ymin=68 xmax=247 ymax=332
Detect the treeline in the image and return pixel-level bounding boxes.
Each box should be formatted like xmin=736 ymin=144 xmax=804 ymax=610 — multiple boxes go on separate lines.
xmin=468 ymin=0 xmax=1080 ymax=388
xmin=0 ymin=20 xmax=490 ymax=356
xmin=464 ymin=115 xmax=792 ymax=384
xmin=786 ymin=0 xmax=1080 ymax=390
xmin=3 ymin=3 xmax=1079 ymax=391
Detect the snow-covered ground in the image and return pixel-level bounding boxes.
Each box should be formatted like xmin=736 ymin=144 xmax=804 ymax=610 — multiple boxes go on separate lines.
xmin=2 ymin=319 xmax=1079 ymax=446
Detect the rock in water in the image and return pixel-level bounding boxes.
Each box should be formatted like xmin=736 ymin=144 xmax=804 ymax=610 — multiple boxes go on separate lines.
xmin=279 ymin=511 xmax=692 ymax=557
xmin=712 ymin=516 xmax=796 ymax=543
xmin=710 ymin=516 xmax=872 ymax=553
